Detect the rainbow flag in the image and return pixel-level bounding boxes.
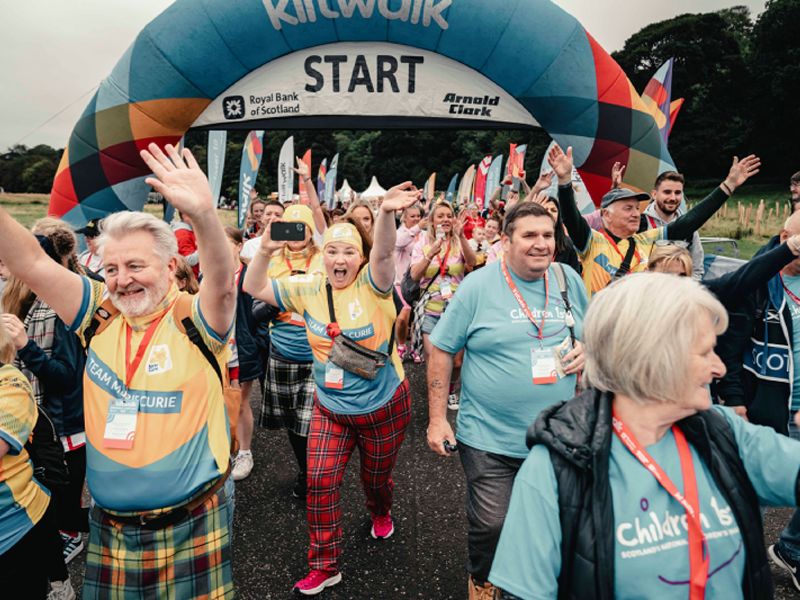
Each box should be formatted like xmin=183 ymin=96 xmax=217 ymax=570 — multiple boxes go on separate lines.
xmin=317 ymin=158 xmax=327 ymax=201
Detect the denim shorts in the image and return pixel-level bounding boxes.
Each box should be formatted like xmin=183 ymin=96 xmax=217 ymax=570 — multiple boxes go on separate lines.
xmin=421 ymin=314 xmax=440 ymax=335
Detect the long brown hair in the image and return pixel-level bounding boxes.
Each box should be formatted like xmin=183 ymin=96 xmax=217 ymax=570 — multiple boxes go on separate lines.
xmin=2 ymin=217 xmax=86 ymax=319
xmin=0 ymin=318 xmax=15 ymax=364
xmin=344 ymin=216 xmax=373 ymax=264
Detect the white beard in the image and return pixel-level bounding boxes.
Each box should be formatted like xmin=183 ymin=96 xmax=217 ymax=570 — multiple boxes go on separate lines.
xmin=109 ymin=277 xmax=170 ymax=317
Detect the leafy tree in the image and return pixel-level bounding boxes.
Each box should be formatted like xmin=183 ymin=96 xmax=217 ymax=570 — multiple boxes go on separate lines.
xmin=747 ymin=0 xmax=800 ymax=178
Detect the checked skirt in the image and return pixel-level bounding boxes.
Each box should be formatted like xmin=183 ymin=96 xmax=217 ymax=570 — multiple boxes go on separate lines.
xmin=83 ymin=485 xmax=234 ymax=599
xmin=259 ymin=353 xmax=315 ymax=436
xmin=307 ymin=379 xmax=412 ymax=572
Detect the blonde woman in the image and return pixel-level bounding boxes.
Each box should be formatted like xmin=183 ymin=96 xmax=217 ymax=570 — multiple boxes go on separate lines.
xmin=344 ymin=199 xmax=375 ymax=238
xmin=409 ymin=201 xmax=476 ymax=408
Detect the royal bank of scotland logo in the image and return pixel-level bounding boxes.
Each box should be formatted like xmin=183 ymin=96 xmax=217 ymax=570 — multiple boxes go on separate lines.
xmin=223 ymin=95 xmax=245 ymax=120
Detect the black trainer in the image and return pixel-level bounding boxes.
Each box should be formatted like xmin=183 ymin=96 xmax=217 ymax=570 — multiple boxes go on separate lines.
xmin=769 ymin=544 xmax=800 ymax=591
xmin=292 ymin=472 xmax=307 ymax=500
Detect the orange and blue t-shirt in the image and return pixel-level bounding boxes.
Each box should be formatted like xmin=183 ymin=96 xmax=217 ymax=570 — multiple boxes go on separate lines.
xmin=267 ymin=248 xmax=324 ymax=362
xmin=0 ymin=364 xmax=50 ymax=554
xmin=576 ymin=228 xmax=664 ymax=297
xmin=273 ymin=266 xmax=404 ymax=414
xmin=69 ymin=278 xmax=232 ymax=512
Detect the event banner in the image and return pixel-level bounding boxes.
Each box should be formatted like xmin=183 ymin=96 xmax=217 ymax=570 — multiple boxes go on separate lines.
xmin=277 ymin=136 xmax=294 ymax=203
xmin=325 ymin=153 xmax=339 ymax=209
xmin=456 ymin=164 xmax=475 ymax=207
xmin=238 ymin=130 xmax=265 ymax=228
xmin=316 ymin=158 xmax=327 ymax=201
xmin=445 ymin=174 xmax=458 ymax=204
xmin=423 ymin=172 xmax=436 ymax=203
xmin=474 ymin=155 xmax=491 ymax=210
xmin=485 ymin=154 xmax=504 ymax=207
xmin=298 ymin=149 xmax=312 ymax=203
xmin=193 ymin=42 xmax=538 ymax=130
xmin=207 ymin=130 xmax=227 ymax=207
xmin=508 ymin=144 xmax=527 ymax=192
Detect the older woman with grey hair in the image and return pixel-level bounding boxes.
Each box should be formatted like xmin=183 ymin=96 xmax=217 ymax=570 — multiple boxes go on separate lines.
xmin=489 ymin=273 xmax=800 ymax=600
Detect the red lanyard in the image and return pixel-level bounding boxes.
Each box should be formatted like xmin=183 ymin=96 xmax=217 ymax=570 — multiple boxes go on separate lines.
xmin=781 ymin=274 xmax=800 ymax=305
xmin=612 ymin=410 xmax=708 ymax=599
xmin=647 ymin=215 xmax=658 ymax=229
xmin=500 ymin=257 xmax=548 ymax=340
xmin=434 ymin=243 xmax=452 ymax=278
xmin=601 ymin=229 xmax=641 ymax=264
xmin=124 ymin=302 xmax=173 ymax=388
xmin=284 ymin=253 xmax=313 ymax=276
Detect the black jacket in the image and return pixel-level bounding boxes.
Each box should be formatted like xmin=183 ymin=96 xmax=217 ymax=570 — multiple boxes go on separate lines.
xmin=713 ymin=236 xmax=796 ymax=432
xmin=17 ymin=316 xmax=85 ymax=437
xmin=527 ymin=388 xmax=775 ymax=600
xmin=235 ymin=263 xmax=263 ymax=382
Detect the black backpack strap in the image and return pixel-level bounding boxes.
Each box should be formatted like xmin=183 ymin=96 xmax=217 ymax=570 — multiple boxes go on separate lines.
xmin=614 ymin=237 xmax=637 ymax=279
xmin=551 ymin=263 xmax=576 ymax=346
xmin=180 ymin=317 xmax=223 ymax=387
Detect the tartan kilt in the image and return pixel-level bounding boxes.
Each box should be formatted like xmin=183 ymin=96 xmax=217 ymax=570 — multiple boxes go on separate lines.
xmin=83 ymin=485 xmax=234 ymax=599
xmin=259 ymin=353 xmax=315 ymax=436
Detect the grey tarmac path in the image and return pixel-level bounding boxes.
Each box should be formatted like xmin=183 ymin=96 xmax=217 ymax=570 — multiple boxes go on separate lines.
xmin=69 ymin=362 xmax=800 ymax=598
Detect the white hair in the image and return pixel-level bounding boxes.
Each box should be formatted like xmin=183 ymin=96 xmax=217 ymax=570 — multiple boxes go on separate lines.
xmin=582 ymin=273 xmax=728 ymax=404
xmin=96 ymin=211 xmax=178 ymax=264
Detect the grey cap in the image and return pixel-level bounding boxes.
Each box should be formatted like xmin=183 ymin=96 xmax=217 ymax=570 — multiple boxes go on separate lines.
xmin=600 ymin=187 xmax=651 ymax=209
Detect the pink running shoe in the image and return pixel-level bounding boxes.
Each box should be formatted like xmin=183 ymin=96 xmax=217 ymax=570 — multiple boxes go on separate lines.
xmin=412 ymin=350 xmax=423 ymax=364
xmin=371 ymin=513 xmax=395 ymax=539
xmin=293 ymin=570 xmax=342 ymax=596
xmin=397 ymin=344 xmax=407 ymax=360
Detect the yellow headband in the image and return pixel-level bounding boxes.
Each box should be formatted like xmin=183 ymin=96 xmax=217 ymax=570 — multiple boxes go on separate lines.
xmin=322 ymin=223 xmax=363 ymax=255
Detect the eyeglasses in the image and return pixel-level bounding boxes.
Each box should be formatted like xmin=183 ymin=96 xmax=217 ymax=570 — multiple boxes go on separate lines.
xmin=654 ymin=239 xmax=689 ymax=249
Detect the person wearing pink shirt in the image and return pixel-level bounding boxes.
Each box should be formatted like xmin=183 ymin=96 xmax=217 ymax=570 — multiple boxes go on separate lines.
xmin=394 ymin=205 xmax=425 ymax=359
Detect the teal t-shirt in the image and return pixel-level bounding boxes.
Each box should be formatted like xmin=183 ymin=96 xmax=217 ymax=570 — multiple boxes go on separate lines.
xmin=489 ymin=406 xmax=800 ymax=599
xmin=784 ymin=274 xmax=800 ymax=410
xmin=429 ymin=261 xmax=588 ymax=458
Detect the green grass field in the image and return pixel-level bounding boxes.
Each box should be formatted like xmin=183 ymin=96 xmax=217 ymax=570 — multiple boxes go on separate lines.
xmin=2 ymin=186 xmax=790 ymax=260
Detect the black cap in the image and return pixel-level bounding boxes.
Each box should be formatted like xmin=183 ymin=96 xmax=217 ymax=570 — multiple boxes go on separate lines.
xmin=600 ymin=187 xmax=651 ymax=209
xmin=75 ymin=219 xmax=101 ymax=237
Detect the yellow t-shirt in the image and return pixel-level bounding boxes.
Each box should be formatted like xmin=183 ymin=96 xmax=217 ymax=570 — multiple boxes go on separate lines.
xmin=577 ymin=227 xmax=664 ymax=297
xmin=0 ymin=364 xmax=50 ymax=554
xmin=267 ymin=248 xmax=324 ymax=362
xmin=70 ymin=278 xmax=232 ymax=512
xmin=273 ymin=266 xmax=404 ymax=414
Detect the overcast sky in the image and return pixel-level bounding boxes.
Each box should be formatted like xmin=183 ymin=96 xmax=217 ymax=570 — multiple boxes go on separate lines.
xmin=0 ymin=0 xmax=766 ymax=150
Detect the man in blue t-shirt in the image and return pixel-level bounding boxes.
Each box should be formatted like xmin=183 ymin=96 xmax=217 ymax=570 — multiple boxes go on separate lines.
xmin=426 ymin=201 xmax=589 ymax=599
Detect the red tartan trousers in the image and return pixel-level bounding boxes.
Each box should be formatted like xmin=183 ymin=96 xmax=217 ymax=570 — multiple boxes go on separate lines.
xmin=306 ymin=379 xmax=412 ymax=572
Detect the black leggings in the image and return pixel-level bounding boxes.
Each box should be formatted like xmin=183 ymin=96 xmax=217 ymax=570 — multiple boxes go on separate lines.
xmin=54 ymin=446 xmax=89 ymax=533
xmin=0 ymin=501 xmax=62 ymax=597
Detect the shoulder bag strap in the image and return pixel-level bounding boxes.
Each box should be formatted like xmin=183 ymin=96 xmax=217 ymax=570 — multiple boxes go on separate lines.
xmin=326 ymin=280 xmax=396 ymax=355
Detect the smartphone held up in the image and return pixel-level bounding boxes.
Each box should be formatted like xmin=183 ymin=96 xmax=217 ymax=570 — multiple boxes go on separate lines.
xmin=271 ymin=222 xmax=306 ymax=242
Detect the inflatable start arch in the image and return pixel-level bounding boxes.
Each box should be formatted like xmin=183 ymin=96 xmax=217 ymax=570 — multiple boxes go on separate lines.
xmin=49 ymin=0 xmax=676 ymax=225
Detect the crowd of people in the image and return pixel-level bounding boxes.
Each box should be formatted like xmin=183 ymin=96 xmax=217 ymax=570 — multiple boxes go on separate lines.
xmin=1 ymin=140 xmax=800 ymax=599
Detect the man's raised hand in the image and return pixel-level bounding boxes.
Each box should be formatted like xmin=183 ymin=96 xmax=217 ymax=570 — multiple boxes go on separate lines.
xmin=547 ymin=144 xmax=573 ymax=185
xmin=140 ymin=144 xmax=213 ymax=217
xmin=723 ymin=154 xmax=761 ymax=193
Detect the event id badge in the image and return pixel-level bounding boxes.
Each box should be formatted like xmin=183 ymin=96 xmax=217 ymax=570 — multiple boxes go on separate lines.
xmin=103 ymin=396 xmax=139 ymax=450
xmin=325 ymin=362 xmax=344 ymax=390
xmin=289 ymin=312 xmax=305 ymax=326
xmin=531 ymin=348 xmax=557 ymax=385
xmin=440 ymin=280 xmax=453 ymax=300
